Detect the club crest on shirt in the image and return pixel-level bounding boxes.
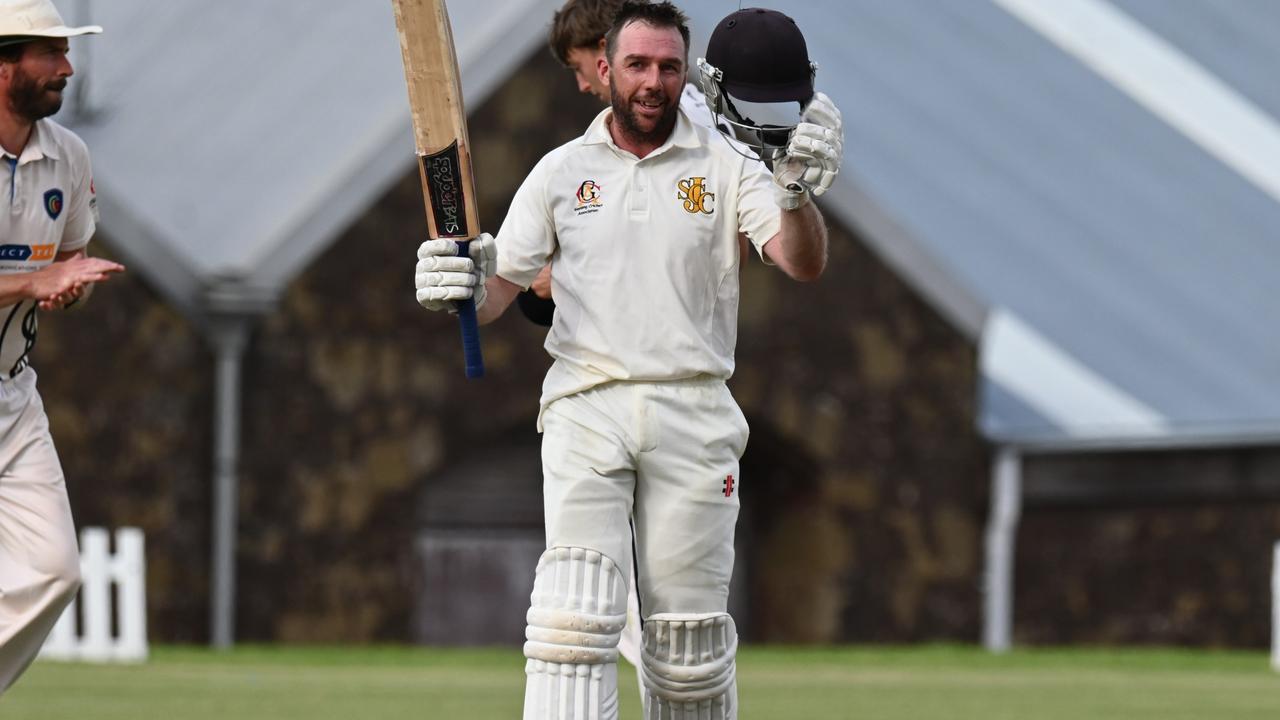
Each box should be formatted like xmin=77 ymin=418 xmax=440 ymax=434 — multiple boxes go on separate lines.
xmin=677 ymin=177 xmax=714 ymax=215
xmin=43 ymin=189 xmax=63 ymax=220
xmin=575 ymin=180 xmax=603 ymax=215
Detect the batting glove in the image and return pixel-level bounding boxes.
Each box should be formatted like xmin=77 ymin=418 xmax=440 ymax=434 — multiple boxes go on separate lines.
xmin=772 ymin=91 xmax=843 ymax=210
xmin=415 ymin=232 xmax=496 ymax=312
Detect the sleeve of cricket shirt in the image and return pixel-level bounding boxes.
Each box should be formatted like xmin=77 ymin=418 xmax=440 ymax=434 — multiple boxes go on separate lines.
xmin=59 ymin=131 xmax=98 ymax=253
xmin=737 ymin=155 xmax=783 ymax=260
xmin=495 ymin=153 xmax=560 ymax=291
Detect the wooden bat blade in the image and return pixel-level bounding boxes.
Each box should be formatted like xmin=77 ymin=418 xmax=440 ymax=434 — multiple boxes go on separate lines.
xmin=390 ymin=0 xmax=466 ymax=154
xmin=391 ymin=0 xmax=484 ymax=378
xmin=391 ymin=0 xmax=481 ymax=241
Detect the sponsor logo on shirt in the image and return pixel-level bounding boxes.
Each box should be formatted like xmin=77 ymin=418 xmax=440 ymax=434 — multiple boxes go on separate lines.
xmin=0 ymin=244 xmax=56 ymax=262
xmin=575 ymin=180 xmax=603 ymax=215
xmin=677 ymin=177 xmax=714 ymax=215
xmin=44 ymin=189 xmax=63 ymax=220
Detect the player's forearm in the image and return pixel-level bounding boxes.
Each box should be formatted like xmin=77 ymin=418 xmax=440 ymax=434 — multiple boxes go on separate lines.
xmin=0 ymin=254 xmax=79 ymax=306
xmin=478 ymin=275 xmax=522 ymax=325
xmin=0 ymin=253 xmax=124 ymax=310
xmin=765 ymin=203 xmax=828 ymax=281
xmin=0 ymin=272 xmax=40 ymax=307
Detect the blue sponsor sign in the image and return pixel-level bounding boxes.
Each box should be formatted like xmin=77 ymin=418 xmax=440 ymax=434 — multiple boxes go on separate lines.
xmin=0 ymin=245 xmax=32 ymax=261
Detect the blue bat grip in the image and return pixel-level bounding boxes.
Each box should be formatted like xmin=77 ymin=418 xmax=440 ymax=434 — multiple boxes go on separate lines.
xmin=453 ymin=239 xmax=484 ymax=378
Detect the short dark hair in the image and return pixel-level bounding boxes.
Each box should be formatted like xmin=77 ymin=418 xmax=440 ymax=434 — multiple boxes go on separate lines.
xmin=603 ymin=1 xmax=690 ymax=65
xmin=548 ymin=0 xmax=623 ymax=67
xmin=0 ymin=38 xmax=32 ymax=64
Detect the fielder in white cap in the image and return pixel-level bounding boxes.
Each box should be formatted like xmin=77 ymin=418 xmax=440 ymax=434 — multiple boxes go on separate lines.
xmin=0 ymin=0 xmax=124 ymax=694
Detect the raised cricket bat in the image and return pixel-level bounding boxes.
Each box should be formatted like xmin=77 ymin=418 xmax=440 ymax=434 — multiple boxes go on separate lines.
xmin=391 ymin=0 xmax=484 ymax=378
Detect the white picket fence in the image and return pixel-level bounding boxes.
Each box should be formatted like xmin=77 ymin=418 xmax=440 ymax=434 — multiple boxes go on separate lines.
xmin=39 ymin=527 xmax=148 ymax=663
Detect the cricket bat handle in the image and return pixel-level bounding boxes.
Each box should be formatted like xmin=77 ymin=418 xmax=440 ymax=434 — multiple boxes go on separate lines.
xmin=453 ymin=238 xmax=484 ymax=379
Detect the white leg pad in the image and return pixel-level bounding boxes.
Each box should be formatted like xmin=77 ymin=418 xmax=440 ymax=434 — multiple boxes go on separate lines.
xmin=523 ymin=546 xmax=629 ymax=720
xmin=640 ymin=613 xmax=738 ymax=720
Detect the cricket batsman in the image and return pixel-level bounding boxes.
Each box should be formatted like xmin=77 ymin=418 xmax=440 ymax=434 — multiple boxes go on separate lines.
xmin=0 ymin=0 xmax=124 ymax=694
xmin=415 ymin=2 xmax=842 ymax=717
xmin=538 ymin=3 xmax=796 ymax=695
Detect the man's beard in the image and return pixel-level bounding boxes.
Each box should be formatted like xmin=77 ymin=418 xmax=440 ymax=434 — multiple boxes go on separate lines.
xmin=609 ymin=79 xmax=678 ymax=147
xmin=8 ymin=68 xmax=65 ymax=122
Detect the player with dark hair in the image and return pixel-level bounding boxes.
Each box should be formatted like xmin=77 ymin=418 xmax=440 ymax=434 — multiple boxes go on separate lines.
xmin=549 ymin=0 xmax=625 ymax=105
xmin=0 ymin=0 xmax=124 ymax=694
xmin=521 ymin=0 xmax=731 ymax=328
xmin=531 ymin=2 xmax=753 ymax=686
xmin=417 ymin=1 xmax=842 ymax=715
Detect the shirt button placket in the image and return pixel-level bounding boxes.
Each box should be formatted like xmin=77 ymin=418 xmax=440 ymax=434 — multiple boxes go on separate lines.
xmin=5 ymin=157 xmax=17 ymax=210
xmin=629 ymin=166 xmax=648 ymax=218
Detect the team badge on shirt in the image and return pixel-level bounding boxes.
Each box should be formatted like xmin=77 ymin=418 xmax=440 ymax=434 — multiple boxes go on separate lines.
xmin=677 ymin=177 xmax=715 ymax=215
xmin=575 ymin=180 xmax=603 ymax=215
xmin=44 ymin=189 xmax=63 ymax=220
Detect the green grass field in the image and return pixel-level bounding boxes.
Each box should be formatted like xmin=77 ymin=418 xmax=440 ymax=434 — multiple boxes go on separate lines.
xmin=6 ymin=645 xmax=1279 ymax=719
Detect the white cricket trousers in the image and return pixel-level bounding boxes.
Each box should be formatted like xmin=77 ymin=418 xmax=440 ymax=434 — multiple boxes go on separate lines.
xmin=540 ymin=376 xmax=749 ymax=616
xmin=0 ymin=370 xmax=80 ymax=694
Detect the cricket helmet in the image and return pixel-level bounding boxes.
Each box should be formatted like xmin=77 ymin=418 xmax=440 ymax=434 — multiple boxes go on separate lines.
xmin=697 ymin=8 xmax=816 ymax=157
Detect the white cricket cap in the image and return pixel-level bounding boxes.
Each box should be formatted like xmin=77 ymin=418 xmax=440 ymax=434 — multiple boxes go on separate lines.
xmin=0 ymin=0 xmax=101 ymax=40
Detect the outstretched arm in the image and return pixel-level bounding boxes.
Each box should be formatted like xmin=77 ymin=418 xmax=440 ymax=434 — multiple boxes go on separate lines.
xmin=0 ymin=250 xmax=125 ymax=309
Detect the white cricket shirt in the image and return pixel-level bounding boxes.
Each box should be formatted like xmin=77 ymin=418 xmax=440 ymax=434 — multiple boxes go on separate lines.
xmin=0 ymin=119 xmax=97 ymax=380
xmin=495 ymin=106 xmax=782 ymax=420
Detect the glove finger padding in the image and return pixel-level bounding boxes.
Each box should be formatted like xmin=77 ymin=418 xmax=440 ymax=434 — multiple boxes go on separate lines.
xmin=468 ymin=232 xmax=497 ymax=280
xmin=772 ymin=91 xmax=844 ymax=203
xmin=416 ymin=285 xmax=476 ymax=304
xmin=787 ymin=127 xmax=842 ymax=171
xmin=416 ymin=255 xmax=474 ymax=274
xmin=415 ymin=270 xmax=477 ymax=290
xmin=801 ymin=92 xmax=843 ymax=197
xmin=802 ymin=91 xmax=842 ymax=131
xmin=418 ymin=238 xmax=462 ymax=260
xmin=415 ymin=234 xmax=494 ymax=312
xmin=415 ymin=268 xmax=477 ymax=312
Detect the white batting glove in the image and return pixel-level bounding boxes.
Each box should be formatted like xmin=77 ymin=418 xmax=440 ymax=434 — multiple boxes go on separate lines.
xmin=772 ymin=91 xmax=843 ymax=210
xmin=414 ymin=232 xmax=496 ymax=312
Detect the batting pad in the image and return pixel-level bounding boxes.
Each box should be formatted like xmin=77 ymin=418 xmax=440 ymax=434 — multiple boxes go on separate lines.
xmin=640 ymin=613 xmax=738 ymax=720
xmin=523 ymin=546 xmax=629 ymax=720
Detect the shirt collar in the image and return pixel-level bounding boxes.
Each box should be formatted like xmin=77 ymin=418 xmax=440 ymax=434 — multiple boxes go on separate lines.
xmin=583 ymin=102 xmax=702 ymax=160
xmin=1 ymin=120 xmax=56 ymax=166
